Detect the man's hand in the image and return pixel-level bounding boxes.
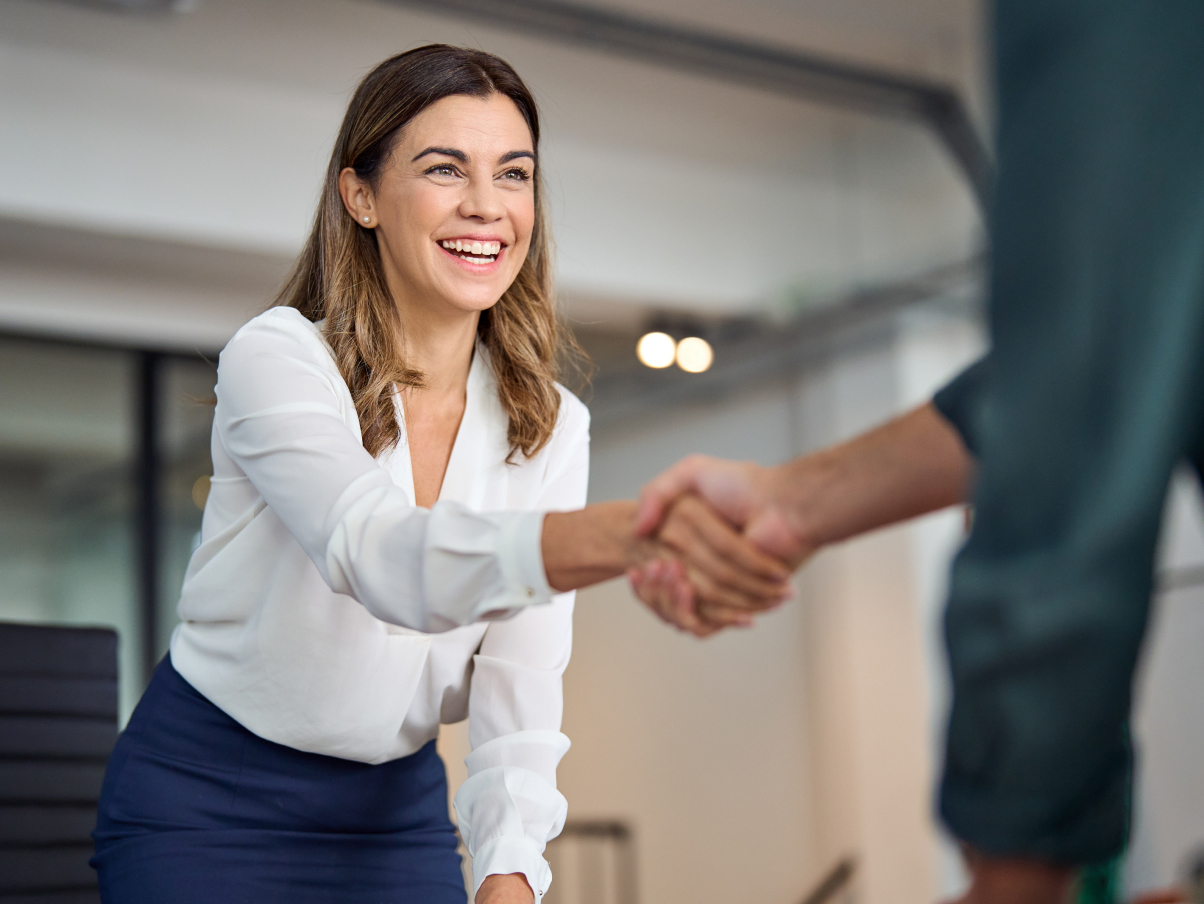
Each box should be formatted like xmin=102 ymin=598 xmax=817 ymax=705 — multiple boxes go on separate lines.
xmin=476 ymin=873 xmax=534 ymax=904
xmin=635 ymin=455 xmax=812 ymax=566
xmin=630 ymin=494 xmax=793 ymax=636
xmin=629 ymin=456 xmax=812 ymax=632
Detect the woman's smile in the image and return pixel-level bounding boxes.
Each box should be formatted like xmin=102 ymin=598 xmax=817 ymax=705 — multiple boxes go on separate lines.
xmin=437 ymin=235 xmax=507 ymax=269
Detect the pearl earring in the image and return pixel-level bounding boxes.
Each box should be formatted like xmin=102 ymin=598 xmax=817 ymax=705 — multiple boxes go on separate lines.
xmin=362 ymin=216 xmax=370 ymax=223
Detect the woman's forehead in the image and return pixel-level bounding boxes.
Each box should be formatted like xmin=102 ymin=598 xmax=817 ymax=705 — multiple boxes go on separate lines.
xmin=399 ymin=95 xmax=534 ymax=158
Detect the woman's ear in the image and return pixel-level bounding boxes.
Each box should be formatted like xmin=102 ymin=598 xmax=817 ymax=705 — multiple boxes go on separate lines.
xmin=338 ymin=167 xmax=376 ymax=227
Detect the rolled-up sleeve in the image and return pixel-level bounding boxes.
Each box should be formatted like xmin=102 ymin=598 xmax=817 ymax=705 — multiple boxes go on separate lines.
xmin=214 ymin=312 xmax=554 ymax=634
xmin=931 ymin=354 xmax=990 ymax=458
xmin=454 ymin=399 xmax=589 ymax=903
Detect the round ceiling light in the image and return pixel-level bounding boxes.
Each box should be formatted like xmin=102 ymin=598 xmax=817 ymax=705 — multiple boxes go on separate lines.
xmin=675 ymin=336 xmax=714 ymax=373
xmin=636 ymin=331 xmax=677 ymax=368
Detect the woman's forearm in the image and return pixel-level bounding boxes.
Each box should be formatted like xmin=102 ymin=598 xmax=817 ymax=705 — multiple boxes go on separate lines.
xmin=541 ymin=501 xmax=640 ymax=593
xmin=776 ymin=402 xmax=974 ymax=550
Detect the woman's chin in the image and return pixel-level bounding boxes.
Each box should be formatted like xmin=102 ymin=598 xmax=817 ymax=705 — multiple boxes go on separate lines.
xmin=432 ymin=289 xmax=505 ymax=317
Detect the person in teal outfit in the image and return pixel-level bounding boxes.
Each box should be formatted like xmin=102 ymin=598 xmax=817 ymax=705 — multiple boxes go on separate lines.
xmin=634 ymin=2 xmax=1204 ymax=901
xmin=937 ymin=3 xmax=1204 ymax=898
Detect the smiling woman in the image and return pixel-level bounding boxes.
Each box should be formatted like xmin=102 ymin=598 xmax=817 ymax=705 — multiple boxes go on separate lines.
xmin=89 ymin=45 xmax=793 ymax=904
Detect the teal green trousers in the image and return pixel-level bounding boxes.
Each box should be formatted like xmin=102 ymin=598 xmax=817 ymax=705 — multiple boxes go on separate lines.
xmin=938 ymin=0 xmax=1204 ymax=863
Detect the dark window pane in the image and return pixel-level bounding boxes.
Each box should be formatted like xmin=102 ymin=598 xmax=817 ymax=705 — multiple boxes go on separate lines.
xmin=0 ymin=338 xmax=140 ymax=722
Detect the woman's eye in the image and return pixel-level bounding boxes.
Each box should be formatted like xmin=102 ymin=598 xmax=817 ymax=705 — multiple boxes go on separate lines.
xmin=427 ymin=164 xmax=460 ymax=177
xmin=501 ymin=167 xmax=532 ymax=183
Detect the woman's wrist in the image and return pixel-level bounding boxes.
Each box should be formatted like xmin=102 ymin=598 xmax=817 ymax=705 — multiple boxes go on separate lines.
xmin=542 ymin=501 xmax=642 ymax=592
xmin=476 ymin=872 xmax=534 ymax=904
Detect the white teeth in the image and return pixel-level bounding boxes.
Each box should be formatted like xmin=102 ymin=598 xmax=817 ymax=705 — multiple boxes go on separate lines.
xmin=440 ymin=239 xmax=502 ymax=260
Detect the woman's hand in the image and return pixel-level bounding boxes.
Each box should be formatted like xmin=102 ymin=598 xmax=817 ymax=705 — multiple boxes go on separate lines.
xmin=475 ymin=873 xmax=534 ymax=904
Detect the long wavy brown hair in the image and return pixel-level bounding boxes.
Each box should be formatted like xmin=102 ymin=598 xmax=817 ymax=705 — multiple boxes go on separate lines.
xmin=276 ymin=45 xmax=572 ymax=462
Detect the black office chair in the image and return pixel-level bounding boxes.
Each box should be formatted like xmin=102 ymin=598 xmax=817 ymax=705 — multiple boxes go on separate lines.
xmin=0 ymin=622 xmax=118 ymax=904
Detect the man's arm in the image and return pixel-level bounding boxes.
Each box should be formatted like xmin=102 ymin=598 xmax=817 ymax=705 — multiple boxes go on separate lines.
xmin=635 ymin=400 xmax=975 ymax=565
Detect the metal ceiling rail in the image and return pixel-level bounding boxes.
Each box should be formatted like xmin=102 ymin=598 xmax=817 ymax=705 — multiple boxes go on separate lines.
xmin=381 ymin=0 xmax=993 ymax=210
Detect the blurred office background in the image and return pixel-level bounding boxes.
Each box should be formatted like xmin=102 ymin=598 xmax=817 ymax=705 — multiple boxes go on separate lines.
xmin=1 ymin=1 xmax=1202 ymax=902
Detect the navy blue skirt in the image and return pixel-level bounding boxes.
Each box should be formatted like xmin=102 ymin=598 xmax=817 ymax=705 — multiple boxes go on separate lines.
xmin=92 ymin=656 xmax=466 ymax=904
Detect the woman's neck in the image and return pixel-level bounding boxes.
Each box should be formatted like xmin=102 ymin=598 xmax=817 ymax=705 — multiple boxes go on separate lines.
xmin=395 ymin=301 xmax=480 ymax=401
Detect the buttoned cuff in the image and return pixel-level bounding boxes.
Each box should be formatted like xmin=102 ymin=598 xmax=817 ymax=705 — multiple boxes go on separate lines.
xmin=474 ymin=510 xmax=553 ymax=621
xmin=471 ymin=835 xmax=553 ymax=903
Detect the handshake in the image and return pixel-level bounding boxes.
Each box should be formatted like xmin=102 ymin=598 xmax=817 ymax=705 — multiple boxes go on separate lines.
xmin=543 ymin=403 xmax=973 ymax=637
xmin=543 ymin=454 xmax=820 ymax=637
xmin=625 ymin=455 xmax=812 ymax=637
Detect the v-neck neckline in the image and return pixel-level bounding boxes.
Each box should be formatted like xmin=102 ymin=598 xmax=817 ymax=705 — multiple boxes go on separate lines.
xmin=393 ymin=346 xmax=488 ymax=509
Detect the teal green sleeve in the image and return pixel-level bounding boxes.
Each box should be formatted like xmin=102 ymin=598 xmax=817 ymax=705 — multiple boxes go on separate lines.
xmin=931 ymin=356 xmax=989 ymax=458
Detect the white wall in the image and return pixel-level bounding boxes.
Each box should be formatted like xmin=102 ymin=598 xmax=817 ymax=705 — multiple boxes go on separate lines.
xmin=578 ymin=381 xmax=813 ymax=904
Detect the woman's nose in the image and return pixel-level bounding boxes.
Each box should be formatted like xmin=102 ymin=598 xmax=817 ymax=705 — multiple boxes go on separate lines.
xmin=459 ymin=177 xmax=505 ymax=222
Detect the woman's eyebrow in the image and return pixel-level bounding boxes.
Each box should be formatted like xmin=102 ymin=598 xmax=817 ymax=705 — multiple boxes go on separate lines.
xmin=412 ymin=146 xmax=467 ymax=163
xmin=499 ymin=150 xmax=535 ymax=164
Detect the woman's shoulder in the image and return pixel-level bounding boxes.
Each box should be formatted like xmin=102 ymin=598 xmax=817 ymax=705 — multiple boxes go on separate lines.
xmin=549 ymin=383 xmax=590 ymax=455
xmin=555 ymin=383 xmax=590 ymax=435
xmin=221 ymin=306 xmax=336 ymax=369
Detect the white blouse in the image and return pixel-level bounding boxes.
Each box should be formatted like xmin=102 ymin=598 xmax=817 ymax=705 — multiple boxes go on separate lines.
xmin=170 ymin=306 xmax=589 ymax=903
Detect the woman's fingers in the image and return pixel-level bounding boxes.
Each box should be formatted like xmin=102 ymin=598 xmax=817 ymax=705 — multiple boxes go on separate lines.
xmin=629 ymin=560 xmax=723 ymax=637
xmin=696 ymin=601 xmax=756 ymax=629
xmin=684 ymin=560 xmax=790 ymax=613
xmin=629 ymin=552 xmax=789 ymax=637
xmin=629 ymin=560 xmax=707 ymax=636
xmin=664 ymin=561 xmax=722 ymax=637
xmin=631 ymin=558 xmax=767 ymax=633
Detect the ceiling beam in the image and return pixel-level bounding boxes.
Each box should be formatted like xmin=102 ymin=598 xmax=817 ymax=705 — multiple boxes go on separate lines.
xmin=380 ymin=0 xmax=993 ymax=210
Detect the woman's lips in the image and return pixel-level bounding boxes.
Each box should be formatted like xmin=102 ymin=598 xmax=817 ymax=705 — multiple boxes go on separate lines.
xmin=437 ymin=238 xmax=505 ymax=271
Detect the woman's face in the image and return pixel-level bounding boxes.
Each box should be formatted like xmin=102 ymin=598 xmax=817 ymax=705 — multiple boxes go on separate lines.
xmin=340 ymin=93 xmax=537 ymax=319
